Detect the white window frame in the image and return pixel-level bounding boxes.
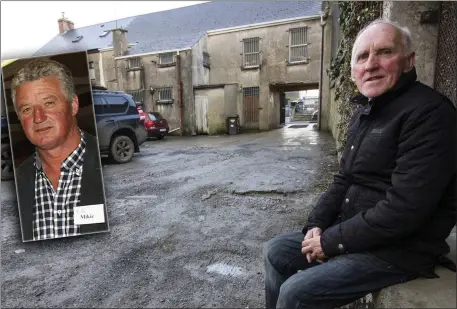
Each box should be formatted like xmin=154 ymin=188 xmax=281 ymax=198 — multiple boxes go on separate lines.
xmin=125 ymin=89 xmax=144 ymax=105
xmin=157 ymin=87 xmax=173 ymax=103
xmin=88 ymin=61 xmax=96 ymax=80
xmin=288 ymin=27 xmax=310 ymax=64
xmin=127 ymin=57 xmax=142 ymax=70
xmin=159 ymin=52 xmax=175 ymax=65
xmin=242 ymin=37 xmax=260 ymax=68
xmin=203 ymin=52 xmax=210 ymax=68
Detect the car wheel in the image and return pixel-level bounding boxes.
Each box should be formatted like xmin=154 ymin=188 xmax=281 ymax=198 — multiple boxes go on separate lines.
xmin=1 ymin=143 xmax=14 ymax=181
xmin=110 ymin=135 xmax=134 ymax=163
xmin=157 ymin=135 xmax=165 ymax=140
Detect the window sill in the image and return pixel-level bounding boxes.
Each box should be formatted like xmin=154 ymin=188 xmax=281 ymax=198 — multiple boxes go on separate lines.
xmin=241 ymin=65 xmax=260 ymax=71
xmin=158 ymin=63 xmax=176 ymax=68
xmin=156 ymin=100 xmax=174 ymax=104
xmin=126 ymin=67 xmax=142 ymax=72
xmin=286 ymin=60 xmax=310 ymax=66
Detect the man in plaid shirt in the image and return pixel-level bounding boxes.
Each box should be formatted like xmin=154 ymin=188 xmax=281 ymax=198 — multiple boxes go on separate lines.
xmin=11 ymin=58 xmax=108 ymax=242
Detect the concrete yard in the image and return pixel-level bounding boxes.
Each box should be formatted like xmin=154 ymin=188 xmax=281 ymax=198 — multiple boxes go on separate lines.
xmin=1 ymin=123 xmax=339 ymax=308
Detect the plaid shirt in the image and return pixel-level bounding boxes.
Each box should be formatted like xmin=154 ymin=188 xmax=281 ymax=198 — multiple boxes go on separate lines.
xmin=32 ymin=131 xmax=86 ymax=241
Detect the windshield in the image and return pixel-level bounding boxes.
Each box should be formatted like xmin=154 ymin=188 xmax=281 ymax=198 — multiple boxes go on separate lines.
xmin=150 ymin=112 xmax=163 ymax=120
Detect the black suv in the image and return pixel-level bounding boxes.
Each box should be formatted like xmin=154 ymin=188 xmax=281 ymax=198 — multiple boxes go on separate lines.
xmin=92 ymin=89 xmax=147 ymax=163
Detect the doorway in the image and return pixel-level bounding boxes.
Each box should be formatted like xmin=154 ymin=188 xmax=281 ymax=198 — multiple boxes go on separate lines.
xmin=243 ymin=87 xmax=260 ymax=130
xmin=195 ymin=95 xmax=209 ymax=134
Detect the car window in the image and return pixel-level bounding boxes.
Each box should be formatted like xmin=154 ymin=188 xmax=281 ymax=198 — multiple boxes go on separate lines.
xmin=104 ymin=96 xmax=129 ymax=114
xmin=148 ymin=113 xmax=156 ymax=121
xmin=93 ymin=96 xmax=105 ymax=114
xmin=151 ymin=112 xmax=163 ymax=120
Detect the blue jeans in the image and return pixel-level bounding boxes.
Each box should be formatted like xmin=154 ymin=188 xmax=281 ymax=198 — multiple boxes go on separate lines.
xmin=264 ymin=232 xmax=417 ymax=309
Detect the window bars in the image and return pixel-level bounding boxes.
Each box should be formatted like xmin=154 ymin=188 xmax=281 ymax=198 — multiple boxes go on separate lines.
xmin=157 ymin=87 xmax=173 ymax=103
xmin=127 ymin=57 xmax=142 ymax=70
xmin=88 ymin=61 xmax=96 ymax=80
xmin=159 ymin=52 xmax=175 ymax=65
xmin=243 ymin=37 xmax=260 ymax=67
xmin=203 ymin=52 xmax=210 ymax=68
xmin=125 ymin=90 xmax=144 ymax=105
xmin=289 ymin=27 xmax=309 ymax=63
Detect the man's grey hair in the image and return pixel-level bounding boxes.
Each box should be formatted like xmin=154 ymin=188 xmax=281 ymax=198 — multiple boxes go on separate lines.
xmin=11 ymin=58 xmax=75 ymax=110
xmin=350 ymin=18 xmax=414 ymax=69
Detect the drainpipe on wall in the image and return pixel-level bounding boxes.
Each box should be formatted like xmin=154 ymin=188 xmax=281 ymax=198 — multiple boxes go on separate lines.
xmin=176 ymin=50 xmax=183 ymax=134
xmin=318 ymin=4 xmax=329 ymax=131
xmin=140 ymin=61 xmax=147 ymax=111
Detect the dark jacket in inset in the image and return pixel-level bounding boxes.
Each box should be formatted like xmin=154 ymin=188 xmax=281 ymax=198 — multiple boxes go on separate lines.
xmin=304 ymin=68 xmax=456 ymax=277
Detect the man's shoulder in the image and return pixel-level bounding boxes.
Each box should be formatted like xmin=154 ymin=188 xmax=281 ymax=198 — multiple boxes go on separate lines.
xmin=83 ymin=131 xmax=99 ymax=151
xmin=15 ymin=153 xmax=36 ymax=178
xmin=83 ymin=131 xmax=96 ymax=142
xmin=81 ymin=131 xmax=102 ymax=168
xmin=407 ymin=82 xmax=455 ymax=111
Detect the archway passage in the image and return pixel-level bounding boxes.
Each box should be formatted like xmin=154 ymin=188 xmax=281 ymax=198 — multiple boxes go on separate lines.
xmin=270 ymin=83 xmax=320 ymax=127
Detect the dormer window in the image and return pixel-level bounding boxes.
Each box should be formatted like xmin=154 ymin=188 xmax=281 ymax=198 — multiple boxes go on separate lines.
xmin=99 ymin=31 xmax=110 ymax=37
xmin=72 ymin=35 xmax=83 ymax=43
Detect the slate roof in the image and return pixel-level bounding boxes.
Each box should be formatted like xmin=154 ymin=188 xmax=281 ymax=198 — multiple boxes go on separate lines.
xmin=33 ymin=1 xmax=322 ymax=57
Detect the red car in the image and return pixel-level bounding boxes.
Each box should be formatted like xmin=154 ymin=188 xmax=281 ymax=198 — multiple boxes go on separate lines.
xmin=144 ymin=112 xmax=169 ymax=139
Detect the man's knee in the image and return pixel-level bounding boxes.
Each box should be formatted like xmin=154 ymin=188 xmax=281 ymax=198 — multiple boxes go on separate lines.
xmin=264 ymin=236 xmax=279 ymax=264
xmin=264 ymin=232 xmax=305 ymax=279
xmin=277 ymin=275 xmax=313 ymax=309
xmin=264 ymin=234 xmax=289 ymax=266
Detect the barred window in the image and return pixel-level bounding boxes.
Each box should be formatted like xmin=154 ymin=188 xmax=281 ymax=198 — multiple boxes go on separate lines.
xmin=127 ymin=57 xmax=141 ymax=70
xmin=243 ymin=37 xmax=260 ymax=67
xmin=157 ymin=87 xmax=173 ymax=103
xmin=159 ymin=52 xmax=175 ymax=65
xmin=243 ymin=87 xmax=260 ymax=98
xmin=289 ymin=27 xmax=309 ymax=63
xmin=125 ymin=90 xmax=144 ymax=105
xmin=88 ymin=61 xmax=95 ymax=80
xmin=203 ymin=52 xmax=210 ymax=68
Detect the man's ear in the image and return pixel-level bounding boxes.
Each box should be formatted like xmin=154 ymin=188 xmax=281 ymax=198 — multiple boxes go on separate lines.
xmin=404 ymin=52 xmax=415 ymax=72
xmin=71 ymin=94 xmax=79 ymax=117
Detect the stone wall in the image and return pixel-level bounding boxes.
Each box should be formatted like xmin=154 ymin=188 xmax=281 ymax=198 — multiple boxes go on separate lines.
xmin=383 ymin=1 xmax=440 ymax=87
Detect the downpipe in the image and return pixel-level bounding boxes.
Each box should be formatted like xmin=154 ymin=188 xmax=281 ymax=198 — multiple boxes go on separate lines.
xmin=318 ymin=7 xmax=329 ymax=131
xmin=175 ymin=50 xmax=183 ymax=134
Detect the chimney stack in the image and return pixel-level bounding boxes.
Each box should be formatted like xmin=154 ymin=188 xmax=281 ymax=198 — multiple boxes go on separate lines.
xmin=112 ymin=28 xmax=129 ymax=57
xmin=58 ymin=12 xmax=75 ymax=34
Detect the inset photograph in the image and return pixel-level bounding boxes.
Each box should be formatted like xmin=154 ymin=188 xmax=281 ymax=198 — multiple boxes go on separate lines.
xmin=1 ymin=51 xmax=109 ymax=242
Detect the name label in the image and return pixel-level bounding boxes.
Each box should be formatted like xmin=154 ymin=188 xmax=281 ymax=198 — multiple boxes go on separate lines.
xmin=74 ymin=204 xmax=106 ymax=225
